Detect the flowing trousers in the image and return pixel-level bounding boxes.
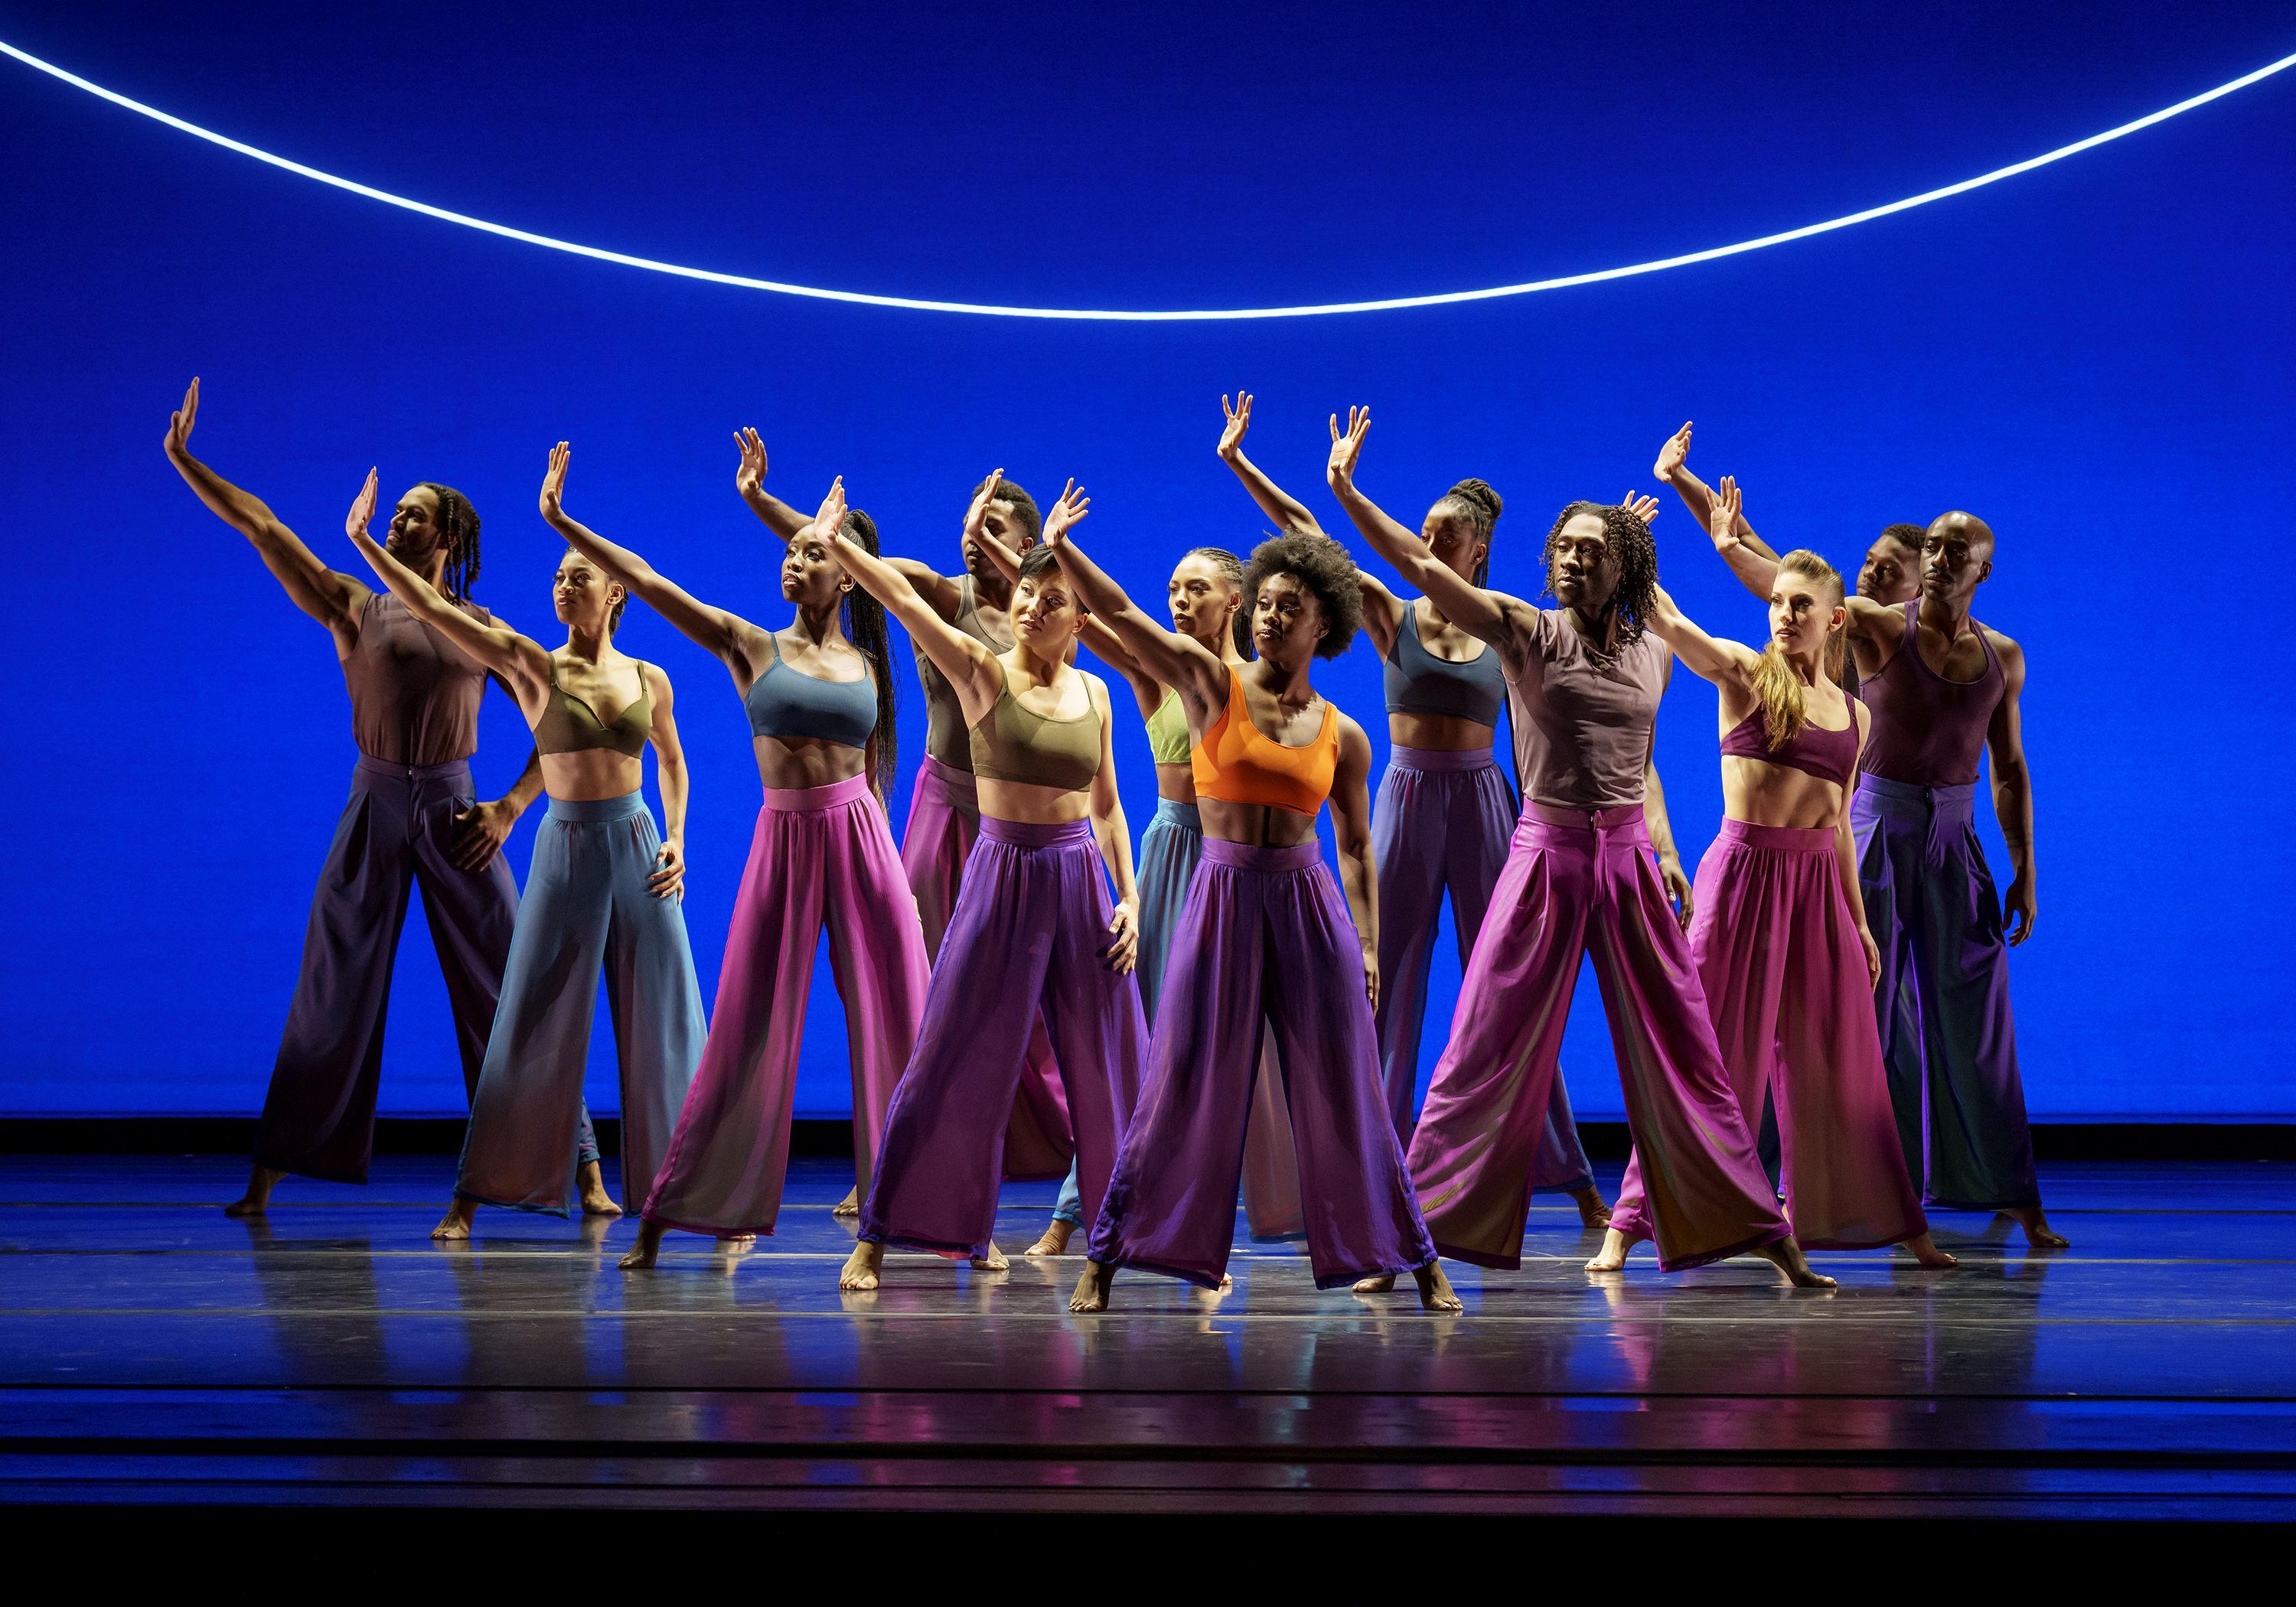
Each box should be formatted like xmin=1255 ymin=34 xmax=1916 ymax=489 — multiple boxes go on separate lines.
xmin=643 ymin=775 xmax=931 ymax=1236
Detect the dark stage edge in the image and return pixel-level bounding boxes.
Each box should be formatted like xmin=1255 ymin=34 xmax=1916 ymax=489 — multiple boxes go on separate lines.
xmin=2 ymin=1156 xmax=2292 ymax=1516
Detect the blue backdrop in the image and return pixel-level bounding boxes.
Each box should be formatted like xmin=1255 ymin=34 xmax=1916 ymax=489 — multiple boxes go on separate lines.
xmin=2 ymin=2 xmax=2291 ymax=1121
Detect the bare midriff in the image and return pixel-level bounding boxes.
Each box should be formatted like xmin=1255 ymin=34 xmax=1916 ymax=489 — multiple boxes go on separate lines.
xmin=980 ymin=777 xmax=1094 ymax=826
xmin=1720 ymin=756 xmax=1849 ymax=830
xmin=1154 ymin=761 xmax=1195 ymax=804
xmin=1199 ymin=796 xmax=1320 ymax=849
xmin=540 ymin=750 xmax=645 ymax=802
xmin=1387 ymin=710 xmax=1497 ymax=753
xmin=754 ymin=732 xmax=868 ymax=790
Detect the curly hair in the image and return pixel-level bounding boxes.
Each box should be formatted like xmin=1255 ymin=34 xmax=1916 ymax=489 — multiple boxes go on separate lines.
xmin=972 ymin=474 xmax=1042 ymax=546
xmin=419 ymin=482 xmax=482 ymax=601
xmin=1541 ymin=500 xmax=1657 ymax=645
xmin=1435 ymin=478 xmax=1503 ymax=585
xmin=1878 ymin=521 xmax=1925 ymax=552
xmin=1243 ymin=531 xmax=1364 ymax=659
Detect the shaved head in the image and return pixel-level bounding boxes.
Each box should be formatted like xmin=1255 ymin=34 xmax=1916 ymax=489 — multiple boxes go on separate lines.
xmin=1929 ymin=510 xmax=1994 ymax=555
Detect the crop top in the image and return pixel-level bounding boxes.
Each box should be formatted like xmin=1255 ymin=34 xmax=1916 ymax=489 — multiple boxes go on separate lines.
xmin=967 ymin=679 xmax=1102 ymax=792
xmin=1144 ymin=688 xmax=1192 ymax=764
xmin=744 ymin=633 xmax=876 ymax=748
xmin=1717 ymin=702 xmax=1860 ymax=787
xmin=1191 ymin=667 xmax=1339 ymax=815
xmin=1383 ymin=605 xmax=1504 ymax=726
xmin=533 ymin=658 xmax=652 ymax=758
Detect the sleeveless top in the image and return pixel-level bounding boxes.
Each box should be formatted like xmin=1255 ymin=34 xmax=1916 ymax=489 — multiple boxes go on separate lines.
xmin=533 ymin=658 xmax=653 ymax=758
xmin=745 ymin=632 xmax=876 ymax=748
xmin=342 ymin=592 xmax=494 ymax=766
xmin=1718 ymin=702 xmax=1861 ymax=787
xmin=1859 ymin=601 xmax=2003 ymax=787
xmin=1144 ymin=688 xmax=1192 ymax=764
xmin=918 ymin=575 xmax=1011 ymax=770
xmin=1192 ymin=667 xmax=1340 ymax=816
xmin=1506 ymin=608 xmax=1669 ymax=810
xmin=967 ymin=679 xmax=1102 ymax=792
xmin=1384 ymin=605 xmax=1505 ymax=726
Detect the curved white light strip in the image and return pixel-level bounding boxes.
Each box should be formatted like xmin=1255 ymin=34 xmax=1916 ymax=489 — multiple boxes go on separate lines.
xmin=6 ymin=36 xmax=2294 ymax=321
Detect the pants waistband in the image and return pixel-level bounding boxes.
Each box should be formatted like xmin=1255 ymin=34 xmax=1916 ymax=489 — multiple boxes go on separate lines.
xmin=1525 ymin=800 xmax=1645 ymax=833
xmin=1200 ymin=836 xmax=1322 ymax=872
xmin=1717 ymin=817 xmax=1836 ymax=852
xmin=1388 ymin=745 xmax=1497 ymax=774
xmin=354 ymin=754 xmax=473 ymax=784
xmin=1857 ymin=774 xmax=1978 ymax=816
xmin=980 ymin=815 xmax=1095 ymax=849
xmin=1149 ymin=798 xmax=1202 ymax=832
xmin=546 ymin=790 xmax=648 ymax=823
xmin=765 ymin=773 xmax=872 ymax=812
xmin=918 ymin=751 xmax=980 ymax=802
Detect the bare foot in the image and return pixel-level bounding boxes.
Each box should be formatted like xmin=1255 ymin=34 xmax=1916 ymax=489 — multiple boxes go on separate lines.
xmin=1414 ymin=1262 xmax=1463 ymax=1312
xmin=1753 ymin=1237 xmax=1836 ymax=1289
xmin=2001 ymin=1207 xmax=2069 ymax=1249
xmin=1068 ymin=1260 xmax=1114 ymax=1312
xmin=1572 ymin=1185 xmax=1613 ymax=1228
xmin=839 ymin=1240 xmax=882 ymax=1291
xmin=1585 ymin=1227 xmax=1635 ymax=1272
xmin=578 ymin=1161 xmax=622 ymax=1218
xmin=1352 ymin=1273 xmax=1397 ymax=1294
xmin=431 ymin=1198 xmax=475 ymax=1241
xmin=719 ymin=1232 xmax=756 ymax=1247
xmin=223 ymin=1164 xmax=284 ymax=1217
xmin=619 ymin=1219 xmax=666 ymax=1270
xmin=833 ymin=1186 xmax=860 ymax=1219
xmin=971 ymin=1240 xmax=1009 ymax=1272
xmin=1026 ymin=1218 xmax=1075 ymax=1257
xmin=1903 ymin=1231 xmax=1958 ymax=1269
xmin=1216 ymin=1273 xmax=1233 ymax=1293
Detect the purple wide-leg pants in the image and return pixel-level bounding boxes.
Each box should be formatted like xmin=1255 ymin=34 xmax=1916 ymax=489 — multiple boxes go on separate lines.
xmin=901 ymin=755 xmax=1073 ymax=1180
xmin=1614 ymin=820 xmax=1928 ymax=1250
xmin=1372 ymin=746 xmax=1594 ymax=1191
xmin=255 ymin=755 xmax=595 ymax=1184
xmin=1409 ymin=804 xmax=1789 ymax=1272
xmin=862 ymin=818 xmax=1146 ymax=1259
xmin=1089 ymin=839 xmax=1439 ymax=1290
xmin=1854 ymin=776 xmax=2041 ymax=1211
xmin=643 ymin=775 xmax=931 ymax=1237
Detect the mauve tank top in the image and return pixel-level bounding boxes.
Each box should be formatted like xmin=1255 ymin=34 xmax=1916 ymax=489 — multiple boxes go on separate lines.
xmin=1506 ymin=608 xmax=1670 ymax=810
xmin=341 ymin=592 xmax=495 ymax=766
xmin=1718 ymin=702 xmax=1861 ymax=788
xmin=918 ymin=575 xmax=1011 ymax=771
xmin=1859 ymin=601 xmax=2002 ymax=787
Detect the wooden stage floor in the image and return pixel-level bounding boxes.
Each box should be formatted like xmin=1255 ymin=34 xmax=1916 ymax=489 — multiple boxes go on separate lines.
xmin=2 ymin=1155 xmax=2291 ymax=1516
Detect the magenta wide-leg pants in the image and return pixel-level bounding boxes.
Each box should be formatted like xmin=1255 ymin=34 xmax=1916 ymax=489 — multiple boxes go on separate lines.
xmin=862 ymin=818 xmax=1146 ymax=1259
xmin=1408 ymin=804 xmax=1789 ymax=1272
xmin=901 ymin=755 xmax=1073 ymax=1180
xmin=642 ymin=776 xmax=931 ymax=1237
xmin=1614 ymin=820 xmax=1927 ymax=1251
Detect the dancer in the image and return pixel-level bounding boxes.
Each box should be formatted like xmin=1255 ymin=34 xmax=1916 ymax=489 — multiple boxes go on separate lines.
xmin=1326 ymin=407 xmax=1828 ymax=1288
xmin=1607 ymin=480 xmax=1954 ymax=1265
xmin=824 ymin=479 xmax=1147 ymax=1290
xmin=734 ymin=436 xmax=1074 ymax=1190
xmin=523 ymin=448 xmax=930 ymax=1268
xmin=1053 ymin=494 xmax=1459 ymax=1312
xmin=1214 ymin=391 xmax=1611 ymax=1227
xmin=341 ymin=470 xmax=706 ymax=1237
xmin=1707 ymin=487 xmax=2063 ymax=1247
xmin=161 ymin=379 xmax=612 ymax=1217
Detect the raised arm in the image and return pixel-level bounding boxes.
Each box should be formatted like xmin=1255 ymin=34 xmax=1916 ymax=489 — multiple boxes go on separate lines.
xmin=1035 ymin=486 xmax=1228 ymax=719
xmin=641 ymin=663 xmax=689 ymax=903
xmin=162 ymin=377 xmax=368 ymax=640
xmin=817 ymin=480 xmax=1002 ymax=715
xmin=731 ymin=428 xmax=814 ymax=541
xmin=1985 ymin=634 xmax=2037 ymax=946
xmin=1330 ymin=714 xmax=1381 ymax=1008
xmin=344 ymin=470 xmax=547 ymax=693
xmin=541 ymin=442 xmax=763 ymax=673
xmin=1646 ymin=583 xmax=1761 ymax=690
xmin=1655 ymin=422 xmax=1779 ymax=563
xmin=962 ymin=482 xmax=1154 ymax=701
xmin=1216 ymin=391 xmax=1327 ymax=536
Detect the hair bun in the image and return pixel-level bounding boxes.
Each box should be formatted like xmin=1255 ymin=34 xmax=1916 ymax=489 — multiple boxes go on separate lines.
xmin=1446 ymin=478 xmax=1503 ymax=528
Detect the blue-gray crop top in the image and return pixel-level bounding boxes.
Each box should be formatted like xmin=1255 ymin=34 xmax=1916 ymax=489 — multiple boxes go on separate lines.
xmin=1383 ymin=605 xmax=1505 ymax=725
xmin=744 ymin=634 xmax=877 ymax=748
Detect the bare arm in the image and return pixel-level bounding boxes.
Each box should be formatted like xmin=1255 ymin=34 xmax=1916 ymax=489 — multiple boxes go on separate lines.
xmin=1037 ymin=487 xmax=1228 ymax=719
xmin=1330 ymin=715 xmax=1381 ymax=1008
xmin=1654 ymin=421 xmax=1779 ymax=562
xmin=1646 ymin=582 xmax=1760 ymax=691
xmin=448 ymin=745 xmax=546 ymax=873
xmin=817 ymin=481 xmax=1002 ymax=715
xmin=1835 ymin=705 xmax=1882 ymax=985
xmin=1086 ymin=678 xmax=1142 ymax=975
xmin=162 ymin=377 xmax=369 ymax=639
xmin=1642 ymin=758 xmax=1694 ymax=931
xmin=960 ymin=488 xmax=1156 ymax=702
xmin=731 ymin=427 xmax=814 ymax=540
xmin=1986 ymin=636 xmax=2037 ymax=946
xmin=1216 ymin=391 xmax=1327 ymax=535
xmin=642 ymin=663 xmax=690 ymax=901
xmin=343 ymin=470 xmax=547 ymax=693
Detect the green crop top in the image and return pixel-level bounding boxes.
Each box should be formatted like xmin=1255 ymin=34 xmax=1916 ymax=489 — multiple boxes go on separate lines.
xmin=1144 ymin=688 xmax=1191 ymax=764
xmin=968 ymin=680 xmax=1102 ymax=792
xmin=534 ymin=658 xmax=653 ymax=758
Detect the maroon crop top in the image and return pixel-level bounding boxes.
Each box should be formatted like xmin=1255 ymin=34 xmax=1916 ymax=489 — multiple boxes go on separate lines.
xmin=1718 ymin=702 xmax=1861 ymax=788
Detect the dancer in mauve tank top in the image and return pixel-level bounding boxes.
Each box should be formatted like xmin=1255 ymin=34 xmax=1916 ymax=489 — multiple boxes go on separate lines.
xmin=1327 ymin=407 xmax=1828 ymax=1288
xmin=1711 ymin=500 xmax=2063 ymax=1247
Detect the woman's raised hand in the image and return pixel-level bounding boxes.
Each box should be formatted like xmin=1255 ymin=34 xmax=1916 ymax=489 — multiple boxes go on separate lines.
xmin=1044 ymin=480 xmax=1090 ymax=546
xmin=1218 ymin=392 xmax=1254 ymax=461
xmin=345 ymin=468 xmax=380 ymax=544
xmin=732 ymin=428 xmax=768 ymax=501
xmin=164 ymin=376 xmax=201 ymax=458
xmin=1326 ymin=405 xmax=1370 ymax=491
xmin=1654 ymin=420 xmax=1693 ymax=484
xmin=812 ymin=477 xmax=848 ymax=541
xmin=540 ymin=441 xmax=571 ymax=522
xmin=1709 ymin=475 xmax=1745 ymax=552
xmin=1621 ymin=490 xmax=1662 ymax=527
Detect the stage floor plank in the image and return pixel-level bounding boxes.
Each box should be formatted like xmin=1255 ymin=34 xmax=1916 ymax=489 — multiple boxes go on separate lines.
xmin=2 ymin=1156 xmax=2291 ymax=1515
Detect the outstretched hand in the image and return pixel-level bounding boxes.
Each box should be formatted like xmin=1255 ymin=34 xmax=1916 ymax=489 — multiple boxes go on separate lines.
xmin=1621 ymin=490 xmax=1662 ymax=527
xmin=732 ymin=427 xmax=768 ymax=501
xmin=346 ymin=468 xmax=380 ymax=546
xmin=540 ymin=441 xmax=571 ymax=522
xmin=961 ymin=468 xmax=1004 ymax=547
xmin=1326 ymin=406 xmax=1369 ymax=491
xmin=1045 ymin=479 xmax=1090 ymax=546
xmin=1218 ymin=392 xmax=1254 ymax=460
xmin=1654 ymin=420 xmax=1692 ymax=484
xmin=165 ymin=376 xmax=201 ymax=458
xmin=1708 ymin=475 xmax=1745 ymax=552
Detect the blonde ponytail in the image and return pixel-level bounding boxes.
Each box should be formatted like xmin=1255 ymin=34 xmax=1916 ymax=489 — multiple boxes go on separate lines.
xmin=1750 ymin=549 xmax=1847 ymax=749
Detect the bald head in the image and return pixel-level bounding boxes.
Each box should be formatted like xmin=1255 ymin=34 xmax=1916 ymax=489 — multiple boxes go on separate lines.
xmin=1929 ymin=510 xmax=1994 ymax=554
xmin=1918 ymin=510 xmax=1995 ymax=603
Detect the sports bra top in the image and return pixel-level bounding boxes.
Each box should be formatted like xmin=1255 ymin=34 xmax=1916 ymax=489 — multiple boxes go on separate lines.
xmin=1718 ymin=701 xmax=1861 ymax=787
xmin=1858 ymin=601 xmax=2004 ymax=787
xmin=967 ymin=678 xmax=1103 ymax=792
xmin=1383 ymin=605 xmax=1505 ymax=726
xmin=533 ymin=658 xmax=653 ymax=758
xmin=744 ymin=633 xmax=876 ymax=749
xmin=1192 ymin=667 xmax=1340 ymax=816
xmin=1144 ymin=688 xmax=1192 ymax=764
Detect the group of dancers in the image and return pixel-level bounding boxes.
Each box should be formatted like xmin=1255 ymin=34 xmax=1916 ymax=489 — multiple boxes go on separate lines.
xmin=165 ymin=376 xmax=2065 ymax=1314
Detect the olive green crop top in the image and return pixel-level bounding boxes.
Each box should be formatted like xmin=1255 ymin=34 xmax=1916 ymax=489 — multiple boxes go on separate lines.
xmin=1144 ymin=688 xmax=1192 ymax=765
xmin=533 ymin=658 xmax=653 ymax=758
xmin=967 ymin=680 xmax=1101 ymax=792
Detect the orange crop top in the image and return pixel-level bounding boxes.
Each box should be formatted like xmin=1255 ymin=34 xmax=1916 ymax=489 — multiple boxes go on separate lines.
xmin=1192 ymin=667 xmax=1340 ymax=815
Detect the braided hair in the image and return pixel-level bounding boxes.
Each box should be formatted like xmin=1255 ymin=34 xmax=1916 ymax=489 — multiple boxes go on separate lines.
xmin=419 ymin=483 xmax=483 ymax=601
xmin=1435 ymin=478 xmax=1504 ymax=584
xmin=1541 ymin=500 xmax=1658 ymax=646
xmin=834 ymin=507 xmax=902 ymax=794
xmin=1242 ymin=532 xmax=1365 ymax=659
xmin=1184 ymin=546 xmax=1251 ymax=657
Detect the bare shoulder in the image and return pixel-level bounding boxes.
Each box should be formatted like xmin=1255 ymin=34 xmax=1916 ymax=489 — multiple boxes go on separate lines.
xmin=639 ymin=657 xmax=675 ymax=700
xmin=1984 ymin=625 xmax=2026 ymax=684
xmin=1333 ymin=707 xmax=1374 ymax=760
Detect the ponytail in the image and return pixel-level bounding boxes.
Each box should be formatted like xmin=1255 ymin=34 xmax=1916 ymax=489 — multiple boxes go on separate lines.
xmin=1750 ymin=549 xmax=1847 ymax=748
